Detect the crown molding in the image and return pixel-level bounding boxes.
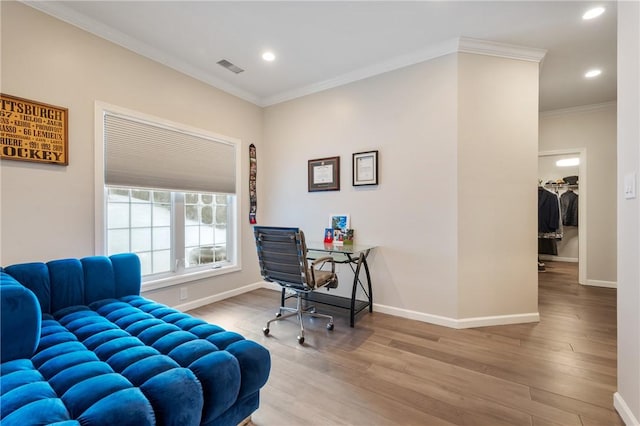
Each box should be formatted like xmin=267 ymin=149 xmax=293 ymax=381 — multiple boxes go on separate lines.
xmin=260 ymin=38 xmax=459 ymax=106
xmin=457 ymin=37 xmax=547 ymax=63
xmin=540 ymin=101 xmax=617 ymax=117
xmin=22 ymin=1 xmax=261 ymax=106
xmin=262 ymin=37 xmax=547 ymax=106
xmin=22 ymin=1 xmax=549 ymax=108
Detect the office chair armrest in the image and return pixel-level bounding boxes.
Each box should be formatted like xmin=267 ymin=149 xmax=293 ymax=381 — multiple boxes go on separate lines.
xmin=310 ymin=256 xmax=336 ymax=273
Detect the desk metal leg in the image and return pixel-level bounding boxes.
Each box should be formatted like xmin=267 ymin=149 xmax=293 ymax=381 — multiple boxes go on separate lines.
xmin=362 ymin=254 xmax=373 ymax=313
xmin=345 ymin=250 xmax=373 ymax=327
xmin=349 ymin=254 xmax=364 ymax=327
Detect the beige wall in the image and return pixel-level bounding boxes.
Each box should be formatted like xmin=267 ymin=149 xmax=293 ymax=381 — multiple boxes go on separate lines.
xmin=264 ymin=52 xmax=540 ymax=324
xmin=616 ymin=1 xmax=640 ymax=424
xmin=456 ymin=53 xmax=539 ymax=319
xmin=0 ymin=2 xmax=264 ymax=304
xmin=2 ymin=2 xmax=540 ymax=328
xmin=539 ymin=103 xmax=617 ymax=284
xmin=264 ymin=54 xmax=460 ymax=319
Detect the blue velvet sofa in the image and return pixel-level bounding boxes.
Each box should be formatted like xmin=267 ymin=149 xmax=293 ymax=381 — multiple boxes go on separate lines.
xmin=0 ymin=254 xmax=271 ymax=426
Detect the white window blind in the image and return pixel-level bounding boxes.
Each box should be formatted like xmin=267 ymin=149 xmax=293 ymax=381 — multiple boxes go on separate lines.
xmin=104 ymin=113 xmax=236 ymax=194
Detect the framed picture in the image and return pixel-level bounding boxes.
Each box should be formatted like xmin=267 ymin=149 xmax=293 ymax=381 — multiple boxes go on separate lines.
xmin=330 ymin=214 xmax=350 ymax=230
xmin=353 ymin=150 xmax=378 ymax=186
xmin=308 ymin=156 xmax=340 ymax=192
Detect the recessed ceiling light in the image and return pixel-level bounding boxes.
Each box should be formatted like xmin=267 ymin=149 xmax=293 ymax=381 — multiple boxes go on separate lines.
xmin=262 ymin=51 xmax=276 ymax=62
xmin=585 ymin=69 xmax=602 ymax=78
xmin=583 ymin=6 xmax=605 ymax=20
xmin=557 ymin=158 xmax=580 ymax=167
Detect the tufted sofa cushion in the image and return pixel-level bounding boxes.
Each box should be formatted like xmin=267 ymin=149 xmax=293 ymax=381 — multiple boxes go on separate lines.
xmin=1 ymin=254 xmax=271 ymax=426
xmin=91 ymin=296 xmax=271 ymax=423
xmin=36 ymin=314 xmax=202 ymax=425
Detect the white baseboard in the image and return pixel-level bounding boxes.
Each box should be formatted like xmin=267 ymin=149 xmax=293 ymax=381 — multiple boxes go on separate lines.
xmin=261 ymin=281 xmax=281 ymax=292
xmin=585 ymin=279 xmax=617 ymax=289
xmin=614 ymin=392 xmax=640 ymax=426
xmin=174 ymin=281 xmax=540 ymax=329
xmin=373 ymin=303 xmax=540 ymax=329
xmin=539 ymin=255 xmax=579 ymax=263
xmin=173 ymin=281 xmax=266 ymax=312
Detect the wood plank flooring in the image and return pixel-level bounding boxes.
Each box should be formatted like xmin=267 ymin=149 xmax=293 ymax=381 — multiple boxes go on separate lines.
xmin=188 ymin=261 xmax=623 ymax=425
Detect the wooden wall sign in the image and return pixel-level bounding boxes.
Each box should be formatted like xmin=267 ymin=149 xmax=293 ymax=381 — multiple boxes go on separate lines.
xmin=0 ymin=93 xmax=68 ymax=165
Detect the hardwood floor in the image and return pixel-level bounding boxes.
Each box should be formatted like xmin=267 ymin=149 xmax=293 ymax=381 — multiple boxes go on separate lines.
xmin=188 ymin=261 xmax=623 ymax=425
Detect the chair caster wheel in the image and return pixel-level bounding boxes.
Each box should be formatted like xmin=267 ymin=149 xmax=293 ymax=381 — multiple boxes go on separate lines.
xmin=297 ymin=336 xmax=305 ymax=345
xmin=327 ymin=323 xmax=334 ymax=331
xmin=263 ymin=328 xmax=270 ymax=336
xmin=275 ymin=312 xmax=282 ymax=318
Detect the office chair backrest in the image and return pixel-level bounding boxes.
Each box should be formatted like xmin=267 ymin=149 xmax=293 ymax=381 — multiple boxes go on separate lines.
xmin=254 ymin=226 xmax=311 ymax=290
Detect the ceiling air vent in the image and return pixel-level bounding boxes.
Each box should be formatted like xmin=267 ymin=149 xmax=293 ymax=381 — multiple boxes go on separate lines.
xmin=217 ymin=59 xmax=244 ymax=74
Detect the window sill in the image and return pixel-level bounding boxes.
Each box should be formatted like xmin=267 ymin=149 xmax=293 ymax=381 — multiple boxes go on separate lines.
xmin=142 ymin=264 xmax=241 ymax=291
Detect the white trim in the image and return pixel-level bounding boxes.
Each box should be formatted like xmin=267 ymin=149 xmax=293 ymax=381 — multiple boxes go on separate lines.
xmin=455 ymin=312 xmax=540 ymax=328
xmin=261 ymin=38 xmax=459 ymax=106
xmin=24 ymin=2 xmax=549 ymax=109
xmin=94 ymin=105 xmax=106 ymax=255
xmin=539 ymin=255 xmax=579 ymax=263
xmin=585 ymin=279 xmax=617 ymax=289
xmin=142 ymin=265 xmax=242 ymax=292
xmin=94 ymin=100 xmax=242 ymax=277
xmin=539 ymin=148 xmax=587 ymax=285
xmin=262 ymin=37 xmax=546 ymax=106
xmin=614 ymin=392 xmax=640 ymax=426
xmin=373 ymin=303 xmax=540 ymax=329
xmin=24 ymin=1 xmax=261 ymax=106
xmin=167 ymin=281 xmax=265 ymax=313
xmin=261 ymin=281 xmax=282 ymax=292
xmin=258 ymin=282 xmax=541 ymax=329
xmin=540 ymin=101 xmax=617 ymax=117
xmin=457 ymin=37 xmax=547 ymax=63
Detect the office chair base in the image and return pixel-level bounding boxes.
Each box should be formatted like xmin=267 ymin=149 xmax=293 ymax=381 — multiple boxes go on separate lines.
xmin=263 ymin=299 xmax=334 ymax=344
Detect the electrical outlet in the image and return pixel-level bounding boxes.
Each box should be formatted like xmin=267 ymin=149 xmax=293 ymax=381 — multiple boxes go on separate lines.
xmin=179 ymin=287 xmax=188 ymax=300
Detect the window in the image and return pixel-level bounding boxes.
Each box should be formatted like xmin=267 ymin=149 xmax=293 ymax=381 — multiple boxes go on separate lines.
xmin=97 ymin=103 xmax=240 ymax=286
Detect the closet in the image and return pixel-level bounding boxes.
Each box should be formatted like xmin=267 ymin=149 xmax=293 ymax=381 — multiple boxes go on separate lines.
xmin=538 ymin=153 xmax=582 ymax=278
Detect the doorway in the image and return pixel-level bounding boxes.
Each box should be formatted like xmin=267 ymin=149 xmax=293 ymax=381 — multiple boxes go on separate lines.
xmin=538 ymin=149 xmax=586 ymax=285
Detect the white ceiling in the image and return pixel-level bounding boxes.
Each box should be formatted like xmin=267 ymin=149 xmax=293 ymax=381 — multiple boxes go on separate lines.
xmin=26 ymin=1 xmax=617 ymax=111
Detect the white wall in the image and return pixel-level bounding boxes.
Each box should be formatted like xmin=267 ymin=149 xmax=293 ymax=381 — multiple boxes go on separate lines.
xmin=615 ymin=1 xmax=640 ymax=424
xmin=0 ymin=2 xmax=264 ymax=304
xmin=539 ymin=104 xmax=617 ymax=284
xmin=264 ymin=51 xmax=540 ymax=325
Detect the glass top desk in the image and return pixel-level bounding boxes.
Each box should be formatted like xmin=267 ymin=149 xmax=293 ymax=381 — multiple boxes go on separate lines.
xmin=301 ymin=242 xmax=375 ymax=327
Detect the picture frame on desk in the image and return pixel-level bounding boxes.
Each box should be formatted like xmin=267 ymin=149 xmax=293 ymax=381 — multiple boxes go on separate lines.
xmin=353 ymin=150 xmax=378 ymax=186
xmin=308 ymin=156 xmax=340 ymax=192
xmin=330 ymin=214 xmax=350 ymax=230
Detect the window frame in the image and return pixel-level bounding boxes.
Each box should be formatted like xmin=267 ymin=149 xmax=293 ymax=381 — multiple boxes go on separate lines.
xmin=95 ymin=102 xmax=242 ymax=290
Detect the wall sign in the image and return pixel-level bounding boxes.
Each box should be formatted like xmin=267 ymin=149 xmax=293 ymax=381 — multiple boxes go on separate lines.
xmin=0 ymin=93 xmax=69 ymax=166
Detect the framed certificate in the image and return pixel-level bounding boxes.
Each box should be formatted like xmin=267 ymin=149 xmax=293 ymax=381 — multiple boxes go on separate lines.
xmin=353 ymin=150 xmax=378 ymax=186
xmin=308 ymin=156 xmax=340 ymax=192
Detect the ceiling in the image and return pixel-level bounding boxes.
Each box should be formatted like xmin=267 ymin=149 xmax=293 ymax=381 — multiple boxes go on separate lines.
xmin=25 ymin=1 xmax=617 ymax=111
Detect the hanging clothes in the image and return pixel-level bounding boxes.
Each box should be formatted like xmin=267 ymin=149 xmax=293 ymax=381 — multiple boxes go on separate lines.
xmin=560 ymin=190 xmax=579 ymax=226
xmin=538 ymin=187 xmax=560 ymax=233
xmin=538 ymin=186 xmax=562 ymax=256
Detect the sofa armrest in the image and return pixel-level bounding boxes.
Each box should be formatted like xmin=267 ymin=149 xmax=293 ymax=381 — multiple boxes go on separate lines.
xmin=1 ymin=273 xmax=41 ymax=362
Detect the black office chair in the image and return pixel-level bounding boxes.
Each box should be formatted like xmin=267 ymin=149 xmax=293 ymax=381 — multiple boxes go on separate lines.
xmin=254 ymin=226 xmax=338 ymax=344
